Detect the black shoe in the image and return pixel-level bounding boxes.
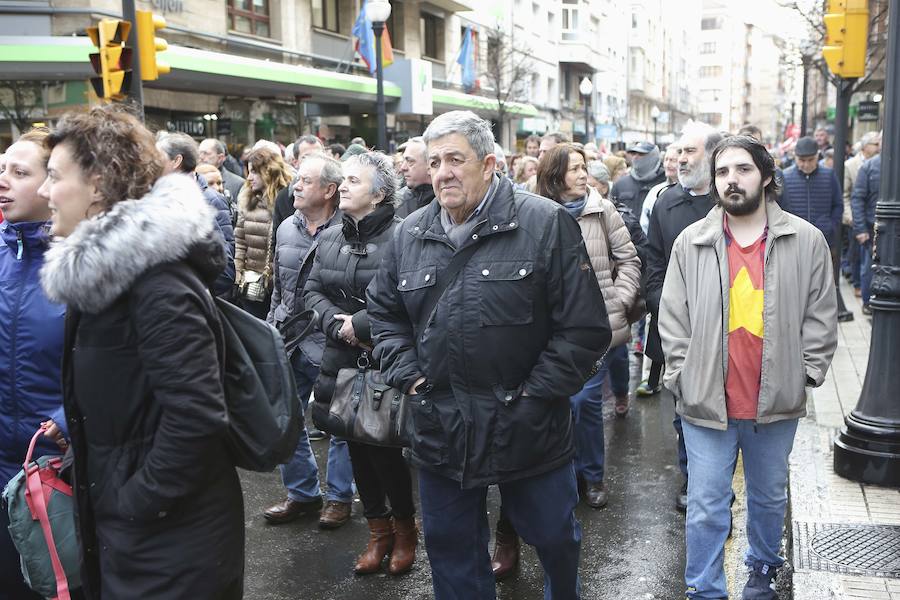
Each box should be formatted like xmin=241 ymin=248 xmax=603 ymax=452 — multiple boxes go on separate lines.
xmin=742 ymin=561 xmax=777 ymax=599
xmin=837 ymin=310 xmax=855 ymax=322
xmin=263 ymin=496 xmax=324 ymax=524
xmin=676 ymin=480 xmax=688 ymax=513
xmin=307 ymin=427 xmax=327 ymax=441
xmin=585 ymin=481 xmax=608 ymax=509
xmin=861 ymin=304 xmax=873 ymax=316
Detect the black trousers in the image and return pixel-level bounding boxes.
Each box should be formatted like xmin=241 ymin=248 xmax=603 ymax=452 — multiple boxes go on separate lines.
xmin=830 ymin=244 xmax=849 ymax=313
xmin=347 ymin=441 xmax=415 ymax=520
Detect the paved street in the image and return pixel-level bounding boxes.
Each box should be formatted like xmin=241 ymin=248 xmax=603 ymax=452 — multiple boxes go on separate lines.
xmin=241 ymin=390 xmax=686 ymax=599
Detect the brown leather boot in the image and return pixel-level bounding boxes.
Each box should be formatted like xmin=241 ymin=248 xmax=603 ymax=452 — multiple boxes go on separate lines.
xmin=388 ymin=517 xmax=418 ymax=575
xmin=491 ymin=528 xmax=520 ymax=580
xmin=354 ymin=518 xmax=394 ymax=575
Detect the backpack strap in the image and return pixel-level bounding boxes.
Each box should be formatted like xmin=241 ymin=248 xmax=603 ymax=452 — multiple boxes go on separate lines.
xmin=24 ymin=429 xmax=70 ymax=600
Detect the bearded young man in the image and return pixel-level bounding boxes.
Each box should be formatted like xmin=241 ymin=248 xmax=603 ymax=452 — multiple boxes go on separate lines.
xmin=658 ymin=136 xmax=838 ymax=600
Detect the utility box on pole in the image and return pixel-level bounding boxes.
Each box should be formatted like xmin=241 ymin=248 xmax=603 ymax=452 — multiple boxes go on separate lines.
xmin=823 ymin=0 xmax=869 ymax=79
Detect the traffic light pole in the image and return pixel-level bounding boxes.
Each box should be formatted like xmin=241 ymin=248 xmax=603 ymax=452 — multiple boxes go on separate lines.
xmin=833 ymin=0 xmax=900 ymax=487
xmin=121 ymin=0 xmax=144 ymax=114
xmin=832 ymin=77 xmax=855 ymax=192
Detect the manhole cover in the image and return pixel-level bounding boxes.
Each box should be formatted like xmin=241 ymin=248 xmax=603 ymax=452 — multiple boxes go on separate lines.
xmin=793 ymin=522 xmax=900 ymax=577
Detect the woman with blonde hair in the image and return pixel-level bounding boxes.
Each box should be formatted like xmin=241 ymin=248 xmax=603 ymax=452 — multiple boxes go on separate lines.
xmin=514 ymin=155 xmax=539 ymax=184
xmin=234 ymin=146 xmax=293 ymax=317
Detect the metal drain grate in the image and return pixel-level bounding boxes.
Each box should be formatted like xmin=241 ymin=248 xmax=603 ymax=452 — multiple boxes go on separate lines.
xmin=793 ymin=521 xmax=900 ymax=577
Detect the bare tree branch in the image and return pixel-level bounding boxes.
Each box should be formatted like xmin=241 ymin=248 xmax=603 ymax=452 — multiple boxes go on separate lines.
xmin=0 ymin=81 xmax=44 ymax=133
xmin=481 ymin=28 xmax=533 ymax=143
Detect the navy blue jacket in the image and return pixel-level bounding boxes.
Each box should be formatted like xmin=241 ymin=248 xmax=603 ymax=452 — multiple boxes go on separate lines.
xmin=780 ymin=165 xmax=843 ymax=247
xmin=0 ymin=221 xmax=66 ymax=486
xmin=851 ymin=154 xmax=880 ymax=237
xmin=196 ymin=173 xmax=236 ymax=296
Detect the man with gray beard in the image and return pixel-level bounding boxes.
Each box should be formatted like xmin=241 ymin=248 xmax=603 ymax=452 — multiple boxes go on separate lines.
xmin=645 ymin=120 xmax=722 ymax=512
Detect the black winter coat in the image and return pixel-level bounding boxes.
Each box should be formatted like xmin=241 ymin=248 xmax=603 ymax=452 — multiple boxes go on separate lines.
xmin=40 ymin=175 xmax=243 ymax=600
xmin=304 ymin=203 xmax=399 ymax=404
xmin=611 ymin=167 xmax=667 ymax=217
xmin=395 ymin=183 xmax=436 ymax=219
xmin=367 ymin=176 xmax=611 ymax=488
xmin=645 ymin=183 xmax=714 ymax=362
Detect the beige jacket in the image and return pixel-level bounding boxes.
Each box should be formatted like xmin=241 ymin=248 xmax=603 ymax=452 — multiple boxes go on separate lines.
xmin=659 ymin=202 xmax=838 ymax=430
xmin=843 ymin=154 xmax=864 ymax=225
xmin=234 ymin=188 xmax=274 ymax=283
xmin=576 ymin=188 xmax=641 ymax=348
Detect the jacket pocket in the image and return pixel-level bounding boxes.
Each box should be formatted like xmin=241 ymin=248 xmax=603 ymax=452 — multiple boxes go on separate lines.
xmin=492 ymin=385 xmax=567 ymax=473
xmin=408 ymin=394 xmax=447 ymax=466
xmin=475 ymin=261 xmax=534 ymax=326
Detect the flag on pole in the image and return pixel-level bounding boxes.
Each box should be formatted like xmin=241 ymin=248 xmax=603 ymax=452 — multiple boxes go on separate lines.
xmin=457 ymin=25 xmax=477 ymax=93
xmin=352 ymin=0 xmax=394 ymax=75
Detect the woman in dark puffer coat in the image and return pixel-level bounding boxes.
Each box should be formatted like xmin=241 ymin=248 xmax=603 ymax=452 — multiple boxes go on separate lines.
xmin=39 ymin=107 xmax=243 ymax=600
xmin=304 ymin=152 xmax=416 ymax=577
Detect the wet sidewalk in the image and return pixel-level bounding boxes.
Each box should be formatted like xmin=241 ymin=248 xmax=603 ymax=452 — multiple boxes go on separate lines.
xmin=724 ymin=278 xmax=900 ymax=599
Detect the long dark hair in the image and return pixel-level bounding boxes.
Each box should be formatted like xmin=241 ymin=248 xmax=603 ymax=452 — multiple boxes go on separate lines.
xmin=536 ymin=143 xmax=586 ymax=202
xmin=709 ymin=135 xmax=781 ymax=203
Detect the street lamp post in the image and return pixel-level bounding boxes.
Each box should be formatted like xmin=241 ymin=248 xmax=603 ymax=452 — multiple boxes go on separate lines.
xmin=799 ymin=40 xmax=815 ymax=138
xmin=833 ymin=0 xmax=900 ymax=487
xmin=650 ymin=105 xmax=660 ymax=146
xmin=579 ymin=76 xmax=593 ymax=144
xmin=368 ymin=0 xmax=391 ymax=152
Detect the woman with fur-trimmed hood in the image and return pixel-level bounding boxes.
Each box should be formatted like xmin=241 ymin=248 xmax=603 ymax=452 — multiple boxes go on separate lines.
xmin=39 ymin=107 xmax=243 ymax=599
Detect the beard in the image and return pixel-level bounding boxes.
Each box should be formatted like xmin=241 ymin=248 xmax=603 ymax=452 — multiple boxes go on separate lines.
xmin=719 ymin=184 xmax=764 ymax=216
xmin=678 ymin=156 xmax=711 ymax=191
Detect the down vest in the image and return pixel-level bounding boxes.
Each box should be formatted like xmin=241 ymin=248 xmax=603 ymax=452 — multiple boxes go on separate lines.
xmin=576 ymin=189 xmax=641 ymax=348
xmin=367 ymin=175 xmax=611 ymax=488
xmin=780 ymin=165 xmax=843 ymax=247
xmin=304 ymin=203 xmax=398 ymax=405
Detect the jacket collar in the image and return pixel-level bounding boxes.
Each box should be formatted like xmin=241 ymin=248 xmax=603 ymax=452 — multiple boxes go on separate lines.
xmin=1 ymin=220 xmax=50 ymax=255
xmin=408 ymin=175 xmax=520 ymax=243
xmin=579 ymin=187 xmax=606 ymax=218
xmin=40 ymin=174 xmax=218 ymax=313
xmin=692 ymin=201 xmax=797 ymax=247
xmin=664 ymin=184 xmax=711 ymax=209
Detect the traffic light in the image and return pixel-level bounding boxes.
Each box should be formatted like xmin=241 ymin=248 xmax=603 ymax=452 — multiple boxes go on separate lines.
xmin=136 ymin=10 xmax=170 ymax=81
xmin=823 ymin=0 xmax=869 ymax=78
xmin=86 ymin=19 xmax=132 ymax=100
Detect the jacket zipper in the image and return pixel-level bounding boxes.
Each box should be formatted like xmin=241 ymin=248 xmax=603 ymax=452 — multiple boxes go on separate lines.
xmin=10 ymin=229 xmax=28 ymax=453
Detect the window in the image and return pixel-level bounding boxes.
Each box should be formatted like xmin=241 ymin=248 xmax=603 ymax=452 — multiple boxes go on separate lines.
xmin=387 ymin=0 xmax=404 ymax=51
xmin=699 ymin=112 xmax=723 ymax=126
xmin=311 ymin=0 xmax=338 ymax=33
xmin=632 ymin=14 xmax=637 ymax=29
xmin=562 ymin=0 xmax=579 ymax=32
xmin=420 ymin=12 xmax=445 ymax=61
xmin=701 ymin=17 xmax=721 ymax=30
xmin=700 ymin=66 xmax=722 ymax=78
xmin=701 ymin=41 xmax=716 ymax=54
xmin=228 ymin=0 xmax=271 ymax=37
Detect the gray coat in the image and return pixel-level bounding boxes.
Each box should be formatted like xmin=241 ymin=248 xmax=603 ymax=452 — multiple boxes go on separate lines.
xmin=659 ymin=202 xmax=838 ymax=430
xmin=221 ymin=167 xmax=245 ymax=204
xmin=267 ymin=209 xmax=342 ymax=366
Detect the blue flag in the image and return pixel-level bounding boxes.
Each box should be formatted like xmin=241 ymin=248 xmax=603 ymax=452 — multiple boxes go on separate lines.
xmin=457 ymin=26 xmax=476 ymax=93
xmin=352 ymin=0 xmax=394 ymax=75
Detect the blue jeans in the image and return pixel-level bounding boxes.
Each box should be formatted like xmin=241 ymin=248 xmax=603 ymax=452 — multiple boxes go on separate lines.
xmin=682 ymin=418 xmax=799 ymax=599
xmin=860 ymin=240 xmax=873 ymax=306
xmin=419 ymin=463 xmax=581 ymax=600
xmin=280 ymin=352 xmax=354 ymax=503
xmin=571 ymin=344 xmax=628 ymax=483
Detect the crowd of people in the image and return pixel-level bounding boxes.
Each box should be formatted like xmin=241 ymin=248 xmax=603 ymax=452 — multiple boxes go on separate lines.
xmin=2 ymin=102 xmax=875 ymax=600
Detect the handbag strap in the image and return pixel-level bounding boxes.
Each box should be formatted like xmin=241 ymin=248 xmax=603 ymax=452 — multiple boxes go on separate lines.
xmin=24 ymin=429 xmax=70 ymax=600
xmin=416 ymin=237 xmax=482 ymax=334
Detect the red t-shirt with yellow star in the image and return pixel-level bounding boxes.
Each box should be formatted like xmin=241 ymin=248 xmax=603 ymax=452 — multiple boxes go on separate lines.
xmin=725 ymin=219 xmax=766 ymax=420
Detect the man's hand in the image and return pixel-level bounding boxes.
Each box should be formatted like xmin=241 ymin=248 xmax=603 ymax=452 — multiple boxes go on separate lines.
xmin=41 ymin=420 xmax=68 ymax=451
xmin=407 ymin=376 xmax=427 ymax=395
xmin=856 ymin=232 xmax=870 ymax=244
xmin=334 ymin=314 xmax=360 ymax=346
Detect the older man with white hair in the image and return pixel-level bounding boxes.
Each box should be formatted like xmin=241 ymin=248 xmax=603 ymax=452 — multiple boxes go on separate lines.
xmin=367 ymin=110 xmax=610 ymax=599
xmin=646 ymin=120 xmax=723 ymax=512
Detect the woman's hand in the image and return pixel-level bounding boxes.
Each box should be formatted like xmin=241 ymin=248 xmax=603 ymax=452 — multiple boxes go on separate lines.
xmin=41 ymin=420 xmax=68 ymax=451
xmin=334 ymin=314 xmax=360 ymax=346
